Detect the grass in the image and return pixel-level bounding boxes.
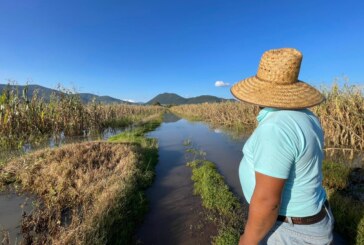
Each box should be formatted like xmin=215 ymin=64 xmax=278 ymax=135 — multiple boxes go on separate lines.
xmin=187 ymin=160 xmax=246 ymax=245
xmin=326 ymin=189 xmax=364 ymax=245
xmin=0 ymin=116 xmax=162 ymax=244
xmin=322 ymin=160 xmax=352 ymax=190
xmin=108 ymin=116 xmax=162 ymax=145
xmin=322 ymin=160 xmax=364 ymax=245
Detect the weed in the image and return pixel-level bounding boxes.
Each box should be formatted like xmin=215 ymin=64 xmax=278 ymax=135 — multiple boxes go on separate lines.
xmin=187 ymin=160 xmax=247 ymax=245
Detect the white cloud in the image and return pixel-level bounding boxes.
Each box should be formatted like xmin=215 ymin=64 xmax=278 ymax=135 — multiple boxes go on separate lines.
xmin=215 ymin=81 xmax=230 ymax=87
xmin=123 ymin=99 xmax=135 ymax=103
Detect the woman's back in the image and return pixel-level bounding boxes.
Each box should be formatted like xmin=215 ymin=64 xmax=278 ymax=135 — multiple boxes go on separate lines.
xmin=239 ymin=108 xmax=327 ymax=216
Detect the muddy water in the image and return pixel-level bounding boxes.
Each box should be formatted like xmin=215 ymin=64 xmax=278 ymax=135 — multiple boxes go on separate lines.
xmin=136 ymin=113 xmax=247 ymax=244
xmin=0 ymin=192 xmax=34 ymax=243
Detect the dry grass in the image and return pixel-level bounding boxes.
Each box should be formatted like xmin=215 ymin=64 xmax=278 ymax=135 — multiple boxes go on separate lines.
xmin=313 ymin=84 xmax=364 ymax=156
xmin=171 ymin=101 xmax=258 ymax=133
xmin=171 ymin=84 xmax=364 ymax=154
xmin=0 ymin=140 xmax=158 ymax=244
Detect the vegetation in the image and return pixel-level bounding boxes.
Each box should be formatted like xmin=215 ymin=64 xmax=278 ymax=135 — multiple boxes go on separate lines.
xmin=108 ymin=115 xmax=162 ymax=144
xmin=313 ymin=83 xmax=364 ymax=156
xmin=187 ymin=160 xmax=246 ymax=245
xmin=323 ymin=160 xmax=364 ymax=245
xmin=172 ymin=83 xmax=364 ymax=154
xmin=0 ymin=84 xmax=164 ymax=149
xmin=0 ymin=118 xmax=161 ymax=244
xmin=171 ymin=100 xmax=258 ymax=133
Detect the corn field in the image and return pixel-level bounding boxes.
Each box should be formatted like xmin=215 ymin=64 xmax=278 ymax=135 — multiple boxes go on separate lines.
xmin=0 ymin=85 xmax=163 ymax=149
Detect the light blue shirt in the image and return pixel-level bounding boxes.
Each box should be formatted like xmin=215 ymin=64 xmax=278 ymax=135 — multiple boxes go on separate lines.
xmin=239 ymin=108 xmax=327 ymax=217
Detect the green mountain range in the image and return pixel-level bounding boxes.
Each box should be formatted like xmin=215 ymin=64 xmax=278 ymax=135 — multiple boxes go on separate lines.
xmin=0 ymin=84 xmax=130 ymax=104
xmin=0 ymin=85 xmax=232 ymax=105
xmin=146 ymin=93 xmax=233 ymax=105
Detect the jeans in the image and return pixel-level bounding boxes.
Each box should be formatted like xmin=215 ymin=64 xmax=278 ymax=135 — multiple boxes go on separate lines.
xmin=259 ymin=205 xmax=335 ymax=245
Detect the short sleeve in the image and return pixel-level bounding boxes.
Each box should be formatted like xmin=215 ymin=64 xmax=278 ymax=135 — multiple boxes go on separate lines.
xmin=253 ymin=123 xmax=296 ymax=179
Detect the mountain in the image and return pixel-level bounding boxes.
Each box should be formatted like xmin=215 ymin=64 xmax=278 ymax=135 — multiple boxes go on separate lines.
xmin=147 ymin=93 xmax=187 ymax=105
xmin=187 ymin=95 xmax=226 ymax=104
xmin=0 ymin=84 xmax=130 ymax=104
xmin=146 ymin=92 xmax=232 ymax=105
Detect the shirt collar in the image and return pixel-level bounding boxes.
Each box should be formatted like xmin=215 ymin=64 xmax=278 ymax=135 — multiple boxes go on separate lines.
xmin=257 ymin=107 xmax=279 ymax=123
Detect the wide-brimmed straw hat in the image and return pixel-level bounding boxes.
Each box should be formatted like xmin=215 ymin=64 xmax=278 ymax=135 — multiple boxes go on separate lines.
xmin=231 ymin=48 xmax=325 ymax=109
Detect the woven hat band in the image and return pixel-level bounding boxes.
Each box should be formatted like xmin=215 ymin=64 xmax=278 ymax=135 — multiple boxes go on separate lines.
xmin=256 ymin=48 xmax=302 ymax=85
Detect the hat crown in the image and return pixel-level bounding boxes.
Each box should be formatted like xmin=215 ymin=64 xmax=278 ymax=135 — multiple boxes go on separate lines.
xmin=256 ymin=48 xmax=302 ymax=85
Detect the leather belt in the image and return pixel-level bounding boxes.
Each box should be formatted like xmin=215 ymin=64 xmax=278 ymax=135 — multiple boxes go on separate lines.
xmin=277 ymin=200 xmax=329 ymax=225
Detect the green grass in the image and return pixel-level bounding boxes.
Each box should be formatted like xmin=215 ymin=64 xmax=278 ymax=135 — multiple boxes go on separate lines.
xmin=322 ymin=160 xmax=352 ymax=190
xmin=326 ymin=189 xmax=364 ymax=245
xmin=108 ymin=118 xmax=161 ymax=145
xmin=322 ymin=160 xmax=364 ymax=245
xmin=187 ymin=160 xmax=246 ymax=245
xmin=101 ymin=117 xmax=134 ymax=128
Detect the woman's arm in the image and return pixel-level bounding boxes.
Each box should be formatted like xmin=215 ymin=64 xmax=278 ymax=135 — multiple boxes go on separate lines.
xmin=239 ymin=171 xmax=286 ymax=245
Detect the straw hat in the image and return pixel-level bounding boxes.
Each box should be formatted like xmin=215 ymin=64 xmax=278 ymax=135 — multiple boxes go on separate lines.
xmin=231 ymin=48 xmax=325 ymax=109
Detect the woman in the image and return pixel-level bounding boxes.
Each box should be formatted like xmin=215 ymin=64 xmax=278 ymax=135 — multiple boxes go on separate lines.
xmin=231 ymin=48 xmax=334 ymax=245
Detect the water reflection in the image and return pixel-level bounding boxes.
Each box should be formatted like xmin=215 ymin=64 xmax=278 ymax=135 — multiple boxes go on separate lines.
xmin=162 ymin=113 xmax=181 ymax=123
xmin=0 ymin=127 xmax=126 ymax=164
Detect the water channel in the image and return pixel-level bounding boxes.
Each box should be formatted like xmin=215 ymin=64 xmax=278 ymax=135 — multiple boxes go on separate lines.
xmin=136 ymin=113 xmax=247 ymax=244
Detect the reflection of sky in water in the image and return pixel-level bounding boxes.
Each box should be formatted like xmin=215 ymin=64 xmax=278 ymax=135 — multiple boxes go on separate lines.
xmin=148 ymin=117 xmax=248 ymax=198
xmin=214 ymin=128 xmax=222 ymax=133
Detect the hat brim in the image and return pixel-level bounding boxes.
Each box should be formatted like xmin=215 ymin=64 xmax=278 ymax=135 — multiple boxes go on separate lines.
xmin=230 ymin=76 xmax=325 ymax=109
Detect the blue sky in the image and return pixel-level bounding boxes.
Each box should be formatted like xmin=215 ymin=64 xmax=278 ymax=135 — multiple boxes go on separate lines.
xmin=0 ymin=1 xmax=363 ymax=102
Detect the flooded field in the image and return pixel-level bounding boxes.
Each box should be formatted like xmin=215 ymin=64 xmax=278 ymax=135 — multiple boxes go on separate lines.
xmin=136 ymin=113 xmax=247 ymax=244
xmin=0 ymin=113 xmax=356 ymax=244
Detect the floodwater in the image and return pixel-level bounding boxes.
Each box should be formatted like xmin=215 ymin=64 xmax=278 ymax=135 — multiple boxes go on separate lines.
xmin=0 ymin=192 xmax=34 ymax=243
xmin=0 ymin=113 xmax=349 ymax=244
xmin=136 ymin=113 xmax=247 ymax=244
xmin=0 ymin=127 xmax=125 ymax=166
